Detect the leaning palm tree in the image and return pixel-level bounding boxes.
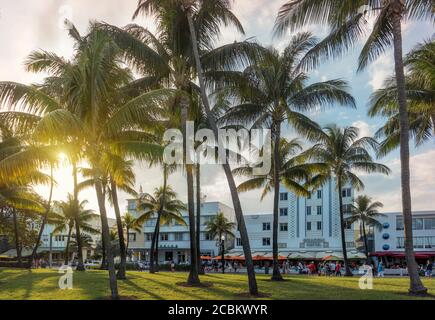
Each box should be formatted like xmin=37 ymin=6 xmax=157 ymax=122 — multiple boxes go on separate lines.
xmin=369 ymin=39 xmax=435 ymax=156
xmin=303 ymin=125 xmax=390 ymax=276
xmin=274 ymin=0 xmax=434 ymax=295
xmin=345 ymin=195 xmax=386 ymax=261
xmin=217 ymin=33 xmax=355 ymax=280
xmin=127 ymin=0 xmax=265 ymax=291
xmin=136 ymin=186 xmax=186 ymax=272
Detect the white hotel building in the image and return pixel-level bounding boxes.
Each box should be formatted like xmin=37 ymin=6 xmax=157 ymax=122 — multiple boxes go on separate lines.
xmin=126 ymin=200 xmax=235 ymax=263
xmin=372 ymin=210 xmax=435 ymax=263
xmin=231 ymin=179 xmax=360 ymax=259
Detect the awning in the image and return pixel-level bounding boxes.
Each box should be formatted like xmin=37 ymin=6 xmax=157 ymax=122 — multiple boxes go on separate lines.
xmin=371 ymin=251 xmax=435 ymax=258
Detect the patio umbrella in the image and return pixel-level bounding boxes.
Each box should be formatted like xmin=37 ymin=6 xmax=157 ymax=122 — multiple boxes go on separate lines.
xmin=322 ymin=254 xmax=343 ymax=261
xmin=200 ymin=255 xmax=213 ymax=260
xmin=288 ymin=252 xmax=315 ymax=260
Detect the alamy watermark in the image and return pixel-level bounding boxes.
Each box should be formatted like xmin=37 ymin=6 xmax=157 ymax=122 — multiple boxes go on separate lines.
xmin=163 ymin=121 xmax=272 ymax=175
xmin=58 ymin=265 xmax=73 ymax=290
xmin=358 ymin=265 xmax=373 ymax=290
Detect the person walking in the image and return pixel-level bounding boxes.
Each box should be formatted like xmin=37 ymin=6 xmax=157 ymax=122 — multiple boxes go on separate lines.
xmin=377 ymin=261 xmax=384 ymax=277
xmin=335 ymin=262 xmax=342 ymax=276
xmin=426 ymin=260 xmax=433 ymax=278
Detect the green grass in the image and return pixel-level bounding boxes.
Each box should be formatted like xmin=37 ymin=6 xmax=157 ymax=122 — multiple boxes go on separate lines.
xmin=0 ymin=268 xmax=434 ymax=300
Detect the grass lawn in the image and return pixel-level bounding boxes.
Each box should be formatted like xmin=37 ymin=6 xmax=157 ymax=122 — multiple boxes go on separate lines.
xmin=0 ymin=268 xmax=434 ymax=300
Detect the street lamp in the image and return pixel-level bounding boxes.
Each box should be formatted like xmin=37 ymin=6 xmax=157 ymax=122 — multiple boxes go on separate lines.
xmin=220 ymin=235 xmax=225 ymax=274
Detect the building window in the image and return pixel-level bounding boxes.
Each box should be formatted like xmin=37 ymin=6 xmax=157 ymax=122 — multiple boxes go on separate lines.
xmin=342 ymin=188 xmax=351 ymax=198
xmin=317 ymin=189 xmax=322 ymax=199
xmin=128 ymin=233 xmax=136 ymax=242
xmin=278 ymin=243 xmax=287 ymax=248
xmin=344 ymin=221 xmax=352 ymax=230
xmin=174 ymin=233 xmax=184 ymax=241
xmin=145 ymin=233 xmax=153 ymax=241
xmin=54 ymin=235 xmax=65 ymax=242
xmin=317 ymin=206 xmax=322 ymax=215
xmin=424 ymin=218 xmax=435 ymax=230
xmin=317 ymin=221 xmax=322 ymax=230
xmin=262 ymin=238 xmax=271 ymax=246
xmin=203 ymin=232 xmax=213 ymax=241
xmin=280 ymin=192 xmax=288 ymax=201
xmin=263 ymin=222 xmax=271 ymax=231
xmin=307 ymin=222 xmax=311 ymax=231
xmin=306 ymin=206 xmax=311 ymax=215
xmin=42 ymin=235 xmax=49 ymax=242
xmin=279 ymin=208 xmax=288 ymax=216
xmin=280 ymin=223 xmax=288 ymax=232
xmin=413 ymin=218 xmax=424 ymax=230
xmin=342 ymin=204 xmax=352 ymax=213
xmin=307 ymin=193 xmax=311 ymax=200
xmin=160 ymin=233 xmax=169 ymax=241
xmin=128 ymin=201 xmax=136 ymax=210
xmin=236 ymin=238 xmax=242 ymax=246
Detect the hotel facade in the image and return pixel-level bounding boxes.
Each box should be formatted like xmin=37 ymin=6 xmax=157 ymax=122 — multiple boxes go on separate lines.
xmin=126 ymin=200 xmax=235 ymax=263
xmin=231 ymin=179 xmax=361 ymax=259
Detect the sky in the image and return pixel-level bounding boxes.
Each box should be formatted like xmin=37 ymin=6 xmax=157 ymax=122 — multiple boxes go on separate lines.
xmin=0 ymin=0 xmax=434 ymax=218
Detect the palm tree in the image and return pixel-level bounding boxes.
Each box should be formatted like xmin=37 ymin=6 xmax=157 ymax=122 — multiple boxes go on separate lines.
xmin=128 ymin=0 xmax=265 ymax=292
xmin=205 ymin=211 xmax=236 ymax=274
xmin=216 ymin=33 xmax=355 ymax=280
xmin=369 ymin=39 xmax=435 ymax=156
xmin=274 ymin=0 xmax=434 ymax=295
xmin=0 ymin=23 xmax=171 ymax=299
xmin=53 ymin=195 xmax=98 ymax=265
xmin=303 ymin=125 xmax=390 ymax=276
xmin=121 ymin=211 xmax=141 ymax=258
xmin=234 ymin=138 xmax=327 ymax=279
xmin=345 ymin=195 xmax=386 ymax=261
xmin=136 ymin=186 xmax=186 ymax=272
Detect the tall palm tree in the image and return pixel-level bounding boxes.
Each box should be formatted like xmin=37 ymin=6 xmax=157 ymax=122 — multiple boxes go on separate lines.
xmin=369 ymin=39 xmax=435 ymax=156
xmin=136 ymin=186 xmax=186 ymax=272
xmin=121 ymin=211 xmax=141 ymax=258
xmin=128 ymin=0 xmax=264 ymax=291
xmin=274 ymin=0 xmax=434 ymax=295
xmin=216 ymin=33 xmax=355 ymax=281
xmin=205 ymin=211 xmax=236 ymax=274
xmin=0 ymin=23 xmax=171 ymax=299
xmin=303 ymin=125 xmax=390 ymax=276
xmin=345 ymin=195 xmax=386 ymax=261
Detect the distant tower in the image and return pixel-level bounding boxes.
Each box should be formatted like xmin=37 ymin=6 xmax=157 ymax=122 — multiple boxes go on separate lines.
xmin=139 ymin=185 xmax=143 ymax=195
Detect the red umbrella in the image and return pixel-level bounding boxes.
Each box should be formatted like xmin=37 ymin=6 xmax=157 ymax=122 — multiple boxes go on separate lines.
xmin=200 ymin=255 xmax=213 ymax=260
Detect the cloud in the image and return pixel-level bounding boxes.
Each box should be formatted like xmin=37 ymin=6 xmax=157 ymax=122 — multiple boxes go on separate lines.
xmin=351 ymin=120 xmax=374 ymax=138
xmin=360 ymin=149 xmax=435 ymax=212
xmin=367 ymin=54 xmax=393 ymax=92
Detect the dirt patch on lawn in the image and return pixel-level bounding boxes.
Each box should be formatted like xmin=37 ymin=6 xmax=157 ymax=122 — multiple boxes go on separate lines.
xmin=97 ymin=295 xmax=138 ymax=300
xmin=176 ymin=281 xmax=214 ymax=288
xmin=235 ymin=292 xmax=271 ymax=299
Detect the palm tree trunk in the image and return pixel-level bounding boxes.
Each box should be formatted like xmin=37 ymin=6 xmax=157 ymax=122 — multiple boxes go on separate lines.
xmin=337 ymin=176 xmax=352 ymax=276
xmin=181 ymin=96 xmax=200 ymax=285
xmin=12 ymin=208 xmax=22 ymax=268
xmin=149 ymin=213 xmax=161 ymax=273
xmin=390 ymin=0 xmax=427 ymax=295
xmin=29 ymin=164 xmax=54 ymax=268
xmin=110 ymin=179 xmax=127 ymax=280
xmin=362 ymin=220 xmax=370 ymax=263
xmin=73 ymin=162 xmax=85 ymax=271
xmin=271 ymin=122 xmax=283 ymax=281
xmin=126 ymin=227 xmax=130 ymax=259
xmin=196 ymin=163 xmax=204 ymax=274
xmin=185 ymin=9 xmax=258 ymax=295
xmin=94 ymin=178 xmax=119 ymax=300
xmin=155 ymin=222 xmax=161 ymax=271
xmin=64 ymin=226 xmax=73 ymax=265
